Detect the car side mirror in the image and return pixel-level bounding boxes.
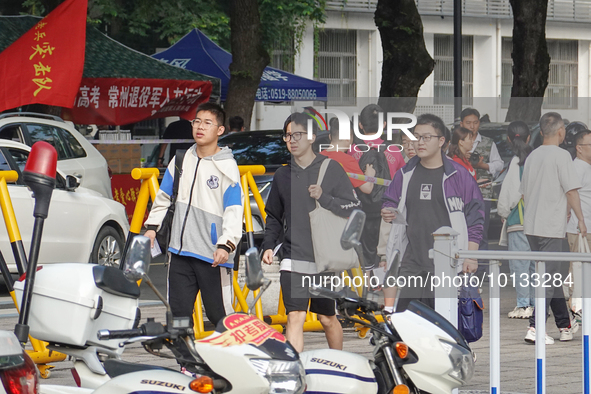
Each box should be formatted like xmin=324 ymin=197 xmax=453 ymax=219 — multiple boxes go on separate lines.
xmin=245 ymin=247 xmax=264 ymax=291
xmin=65 ymin=175 xmax=80 ymax=191
xmin=123 ymin=236 xmax=151 ymax=282
xmin=341 ymin=209 xmax=366 ymax=250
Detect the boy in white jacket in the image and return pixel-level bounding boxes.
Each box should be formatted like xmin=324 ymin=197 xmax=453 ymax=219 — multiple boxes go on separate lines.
xmin=144 ymin=103 xmax=243 ymax=372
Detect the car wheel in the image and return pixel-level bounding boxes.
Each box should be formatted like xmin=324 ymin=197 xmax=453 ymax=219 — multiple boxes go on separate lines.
xmin=91 ymin=226 xmax=123 ymax=267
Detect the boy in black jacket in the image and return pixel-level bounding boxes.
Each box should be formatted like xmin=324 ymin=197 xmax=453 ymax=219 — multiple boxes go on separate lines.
xmin=262 ymin=112 xmax=361 ymax=352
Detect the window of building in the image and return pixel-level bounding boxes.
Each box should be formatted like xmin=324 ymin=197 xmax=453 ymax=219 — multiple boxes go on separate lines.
xmin=270 ymin=39 xmax=295 ymax=73
xmin=315 ymin=29 xmax=357 ymax=106
xmin=502 ymin=39 xmax=578 ymax=109
xmin=433 ymin=35 xmax=473 ymax=106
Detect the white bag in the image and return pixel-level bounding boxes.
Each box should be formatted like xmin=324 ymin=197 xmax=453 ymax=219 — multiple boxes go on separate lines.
xmin=570 ymin=233 xmax=589 ymax=314
xmin=309 ymin=159 xmax=358 ymax=273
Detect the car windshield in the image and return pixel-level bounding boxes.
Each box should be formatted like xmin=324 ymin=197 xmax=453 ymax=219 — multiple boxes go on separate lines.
xmin=219 ymin=131 xmax=289 ymax=166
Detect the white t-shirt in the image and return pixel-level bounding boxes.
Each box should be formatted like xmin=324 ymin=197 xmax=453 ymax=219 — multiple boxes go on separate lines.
xmin=519 ymin=145 xmax=581 ymax=238
xmin=567 ymin=158 xmax=591 ymax=234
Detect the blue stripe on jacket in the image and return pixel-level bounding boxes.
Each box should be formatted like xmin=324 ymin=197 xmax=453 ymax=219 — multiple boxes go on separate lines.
xmin=223 ymin=183 xmax=242 ymax=210
xmin=160 ymin=168 xmax=174 ymax=196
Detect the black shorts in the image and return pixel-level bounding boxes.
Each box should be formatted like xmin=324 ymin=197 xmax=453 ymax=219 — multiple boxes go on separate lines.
xmin=280 ymin=271 xmax=336 ymax=316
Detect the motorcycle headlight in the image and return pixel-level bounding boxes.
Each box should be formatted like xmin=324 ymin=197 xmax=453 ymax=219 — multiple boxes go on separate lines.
xmin=249 ymin=358 xmax=306 ymax=394
xmin=439 ymin=340 xmax=475 ymax=384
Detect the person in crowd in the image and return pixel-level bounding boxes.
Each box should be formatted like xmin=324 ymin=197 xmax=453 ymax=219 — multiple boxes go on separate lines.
xmin=349 ymin=104 xmax=405 ymax=277
xmin=400 ymin=133 xmax=417 ymax=162
xmin=521 ymin=112 xmax=587 ymax=344
xmin=460 ymin=108 xmax=503 ymax=272
xmin=381 ymin=114 xmax=484 ymax=311
xmin=497 ymin=121 xmax=535 ymax=320
xmin=320 ymin=119 xmax=376 ymax=193
xmin=144 ymin=103 xmax=243 ymax=374
xmin=261 ymin=112 xmax=360 ymax=352
xmin=228 ymin=116 xmax=245 ymax=133
xmin=447 ymin=126 xmax=476 ymax=179
xmin=157 ymin=118 xmax=194 ymax=167
xmin=565 ymin=129 xmax=591 ymax=327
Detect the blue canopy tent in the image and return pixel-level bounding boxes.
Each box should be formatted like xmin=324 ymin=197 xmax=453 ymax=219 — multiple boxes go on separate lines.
xmin=152 ymin=29 xmax=327 ymax=102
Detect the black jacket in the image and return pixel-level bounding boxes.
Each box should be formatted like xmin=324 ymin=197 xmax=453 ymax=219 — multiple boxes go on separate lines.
xmin=262 ymin=154 xmax=361 ymax=264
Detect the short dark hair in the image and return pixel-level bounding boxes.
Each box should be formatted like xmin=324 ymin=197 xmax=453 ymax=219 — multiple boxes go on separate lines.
xmin=575 ymin=129 xmax=591 ymax=145
xmin=539 ymin=112 xmax=564 ymax=137
xmin=359 ymin=104 xmax=384 ymax=134
xmin=460 ymin=108 xmax=481 ymax=122
xmin=283 ymin=112 xmax=318 ymax=135
xmin=415 ymin=114 xmax=447 ymax=137
xmin=229 ymin=116 xmax=244 ymax=131
xmin=196 ymin=102 xmax=226 ymax=126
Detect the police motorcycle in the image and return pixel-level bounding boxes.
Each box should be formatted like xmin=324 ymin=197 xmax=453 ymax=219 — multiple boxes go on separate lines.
xmin=10 ymin=142 xmax=305 ymax=394
xmin=293 ymin=210 xmax=476 ymax=394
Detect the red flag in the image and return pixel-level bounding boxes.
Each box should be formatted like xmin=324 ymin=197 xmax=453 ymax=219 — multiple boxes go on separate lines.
xmin=0 ymin=0 xmax=87 ymax=112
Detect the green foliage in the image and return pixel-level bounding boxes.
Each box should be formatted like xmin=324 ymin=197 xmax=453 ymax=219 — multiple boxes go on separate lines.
xmin=21 ymin=0 xmax=45 ymax=16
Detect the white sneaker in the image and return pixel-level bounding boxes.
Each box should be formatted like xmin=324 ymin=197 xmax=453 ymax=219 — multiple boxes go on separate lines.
xmin=571 ymin=310 xmax=582 ymax=334
xmin=523 ymin=306 xmax=534 ymax=319
xmin=560 ymin=327 xmax=573 ymax=342
xmin=524 ymin=327 xmax=554 ymax=344
xmin=508 ymin=306 xmax=531 ymax=319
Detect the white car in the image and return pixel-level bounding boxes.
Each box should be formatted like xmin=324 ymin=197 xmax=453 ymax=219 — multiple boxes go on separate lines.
xmin=0 ymin=112 xmax=112 ymax=199
xmin=0 ymin=140 xmax=129 ymax=273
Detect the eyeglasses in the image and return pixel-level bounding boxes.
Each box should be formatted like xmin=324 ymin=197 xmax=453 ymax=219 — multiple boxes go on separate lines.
xmin=283 ymin=132 xmax=306 ymax=142
xmin=577 ymin=144 xmax=591 ymax=147
xmin=191 ymin=119 xmax=219 ymax=128
xmin=412 ymin=134 xmax=442 ymax=143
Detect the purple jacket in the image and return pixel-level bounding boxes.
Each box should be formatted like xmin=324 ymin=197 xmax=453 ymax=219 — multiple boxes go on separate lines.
xmin=382 ymin=152 xmax=485 ymax=250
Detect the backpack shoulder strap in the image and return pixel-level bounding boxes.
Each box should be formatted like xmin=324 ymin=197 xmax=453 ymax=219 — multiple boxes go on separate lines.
xmin=317 ymin=158 xmax=331 ymax=186
xmin=171 ymin=149 xmax=186 ymax=202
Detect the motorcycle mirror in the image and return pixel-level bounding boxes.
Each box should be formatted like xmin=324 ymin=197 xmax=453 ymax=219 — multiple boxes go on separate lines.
xmin=245 ymin=247 xmax=264 ymax=291
xmin=123 ymin=236 xmax=151 ymax=282
xmin=341 ymin=209 xmax=366 ymax=251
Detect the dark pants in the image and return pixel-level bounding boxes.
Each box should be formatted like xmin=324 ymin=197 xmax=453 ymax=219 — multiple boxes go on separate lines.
xmin=168 ymin=253 xmax=233 ymax=365
xmin=476 ymin=200 xmax=491 ymax=274
xmin=361 ymin=215 xmax=381 ymax=270
xmin=526 ymin=236 xmax=570 ymax=329
xmin=395 ymin=272 xmax=435 ymax=312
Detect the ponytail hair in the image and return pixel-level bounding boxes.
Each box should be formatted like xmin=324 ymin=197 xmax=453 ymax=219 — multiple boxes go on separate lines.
xmin=507 ymin=121 xmax=532 ymax=166
xmin=447 ymin=126 xmax=472 ymax=160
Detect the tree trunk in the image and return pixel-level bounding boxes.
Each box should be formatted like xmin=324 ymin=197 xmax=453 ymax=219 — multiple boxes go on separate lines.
xmin=505 ymin=0 xmax=550 ymax=122
xmin=374 ymin=0 xmax=434 ymax=114
xmin=224 ymin=0 xmax=269 ymax=130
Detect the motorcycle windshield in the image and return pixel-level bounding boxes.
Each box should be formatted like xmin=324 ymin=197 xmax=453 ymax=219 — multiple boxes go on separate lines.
xmin=407 ymin=300 xmax=471 ymax=351
xmin=198 ymin=313 xmax=298 ymax=361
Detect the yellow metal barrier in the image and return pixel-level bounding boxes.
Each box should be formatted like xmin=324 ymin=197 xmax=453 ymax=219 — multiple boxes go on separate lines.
xmin=0 ymin=171 xmax=66 ymax=378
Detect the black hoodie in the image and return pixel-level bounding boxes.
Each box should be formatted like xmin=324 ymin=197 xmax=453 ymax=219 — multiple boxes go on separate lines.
xmin=262 ymin=154 xmax=361 ymax=272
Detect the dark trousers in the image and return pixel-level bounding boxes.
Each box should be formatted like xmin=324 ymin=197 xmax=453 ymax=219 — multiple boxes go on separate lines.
xmin=361 ymin=215 xmax=381 ymax=270
xmin=526 ymin=235 xmax=570 ymax=329
xmin=395 ymin=272 xmax=435 ymax=312
xmin=168 ymin=253 xmax=233 ymax=365
xmin=476 ymin=200 xmax=491 ymax=274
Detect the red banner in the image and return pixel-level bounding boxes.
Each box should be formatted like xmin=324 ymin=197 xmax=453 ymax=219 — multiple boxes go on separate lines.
xmin=0 ymin=0 xmax=87 ymax=112
xmin=62 ymin=77 xmax=213 ymax=125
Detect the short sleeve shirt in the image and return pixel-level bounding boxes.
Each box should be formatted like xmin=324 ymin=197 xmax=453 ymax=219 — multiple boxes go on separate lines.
xmin=400 ymin=164 xmax=451 ymax=275
xmin=567 ymin=158 xmax=591 ymax=234
xmin=520 ymin=145 xmax=581 ymax=238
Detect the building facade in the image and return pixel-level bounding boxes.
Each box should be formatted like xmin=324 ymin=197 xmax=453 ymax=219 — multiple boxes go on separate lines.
xmin=254 ymin=0 xmax=591 ymax=129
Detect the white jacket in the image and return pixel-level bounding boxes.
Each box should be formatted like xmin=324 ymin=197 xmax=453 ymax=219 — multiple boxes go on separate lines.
xmin=497 ymin=156 xmax=523 ymax=232
xmin=145 ymin=146 xmax=244 ymax=268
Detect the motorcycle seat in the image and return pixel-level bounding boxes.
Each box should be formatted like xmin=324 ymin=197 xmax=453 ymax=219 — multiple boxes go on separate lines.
xmin=93 ymin=266 xmax=141 ymax=299
xmin=103 ymin=359 xmax=176 ymax=378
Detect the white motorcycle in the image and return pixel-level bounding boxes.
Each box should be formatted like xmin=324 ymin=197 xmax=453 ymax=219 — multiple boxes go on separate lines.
xmin=14 ymin=237 xmax=305 ymax=394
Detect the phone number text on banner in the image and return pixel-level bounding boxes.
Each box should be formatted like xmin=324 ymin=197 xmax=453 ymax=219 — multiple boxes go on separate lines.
xmin=256 ymin=87 xmax=318 ymax=101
